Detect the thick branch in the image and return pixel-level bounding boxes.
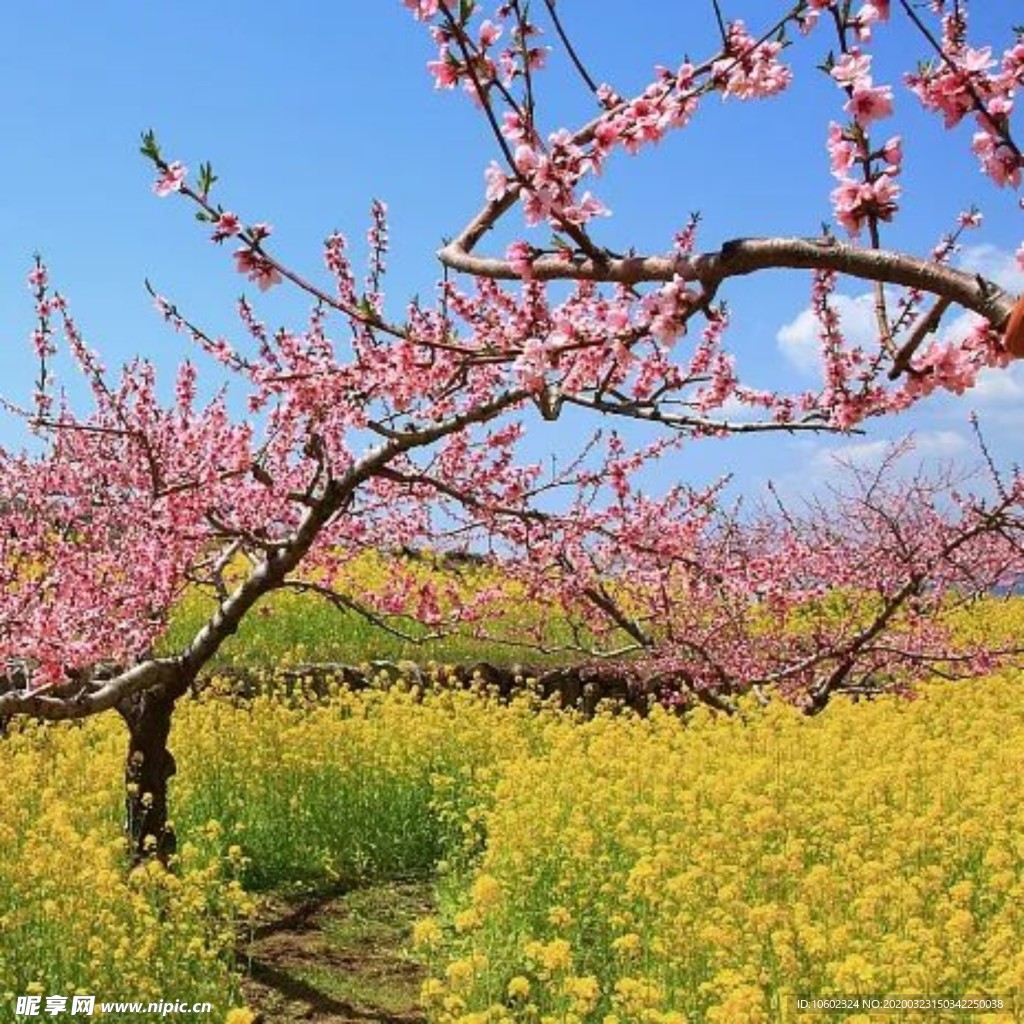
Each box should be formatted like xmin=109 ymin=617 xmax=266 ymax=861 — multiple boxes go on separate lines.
xmin=439 ymin=235 xmax=1016 ymax=328
xmin=0 ymin=659 xmax=178 ymax=722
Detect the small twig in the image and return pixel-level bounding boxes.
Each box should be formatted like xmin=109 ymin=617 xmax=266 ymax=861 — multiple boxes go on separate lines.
xmin=711 ymin=0 xmax=729 ymax=47
xmin=887 ymin=296 xmax=952 ymax=379
xmin=542 ymin=0 xmax=601 ymax=98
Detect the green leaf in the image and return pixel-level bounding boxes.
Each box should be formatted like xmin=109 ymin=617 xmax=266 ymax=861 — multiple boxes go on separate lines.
xmin=139 ymin=129 xmax=161 ymax=163
xmin=197 ymin=161 xmax=218 ymax=197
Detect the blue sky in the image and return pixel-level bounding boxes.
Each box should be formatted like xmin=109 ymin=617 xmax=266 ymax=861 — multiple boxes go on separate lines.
xmin=1 ymin=3 xmax=1021 ymax=503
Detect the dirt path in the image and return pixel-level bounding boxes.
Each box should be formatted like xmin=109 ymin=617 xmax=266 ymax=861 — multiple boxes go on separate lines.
xmin=240 ymin=880 xmax=432 ymax=1024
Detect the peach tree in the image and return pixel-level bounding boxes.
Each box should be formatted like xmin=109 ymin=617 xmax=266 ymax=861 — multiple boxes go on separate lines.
xmin=1 ymin=0 xmax=1022 ymax=859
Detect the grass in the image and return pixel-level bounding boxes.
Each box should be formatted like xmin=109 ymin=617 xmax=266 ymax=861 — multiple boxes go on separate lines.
xmin=160 ymin=584 xmax=589 ymax=670
xmin=170 ymin=687 xmax=461 ymax=891
xmin=158 ymin=553 xmax=1024 ymax=685
xmin=157 ymin=552 xmax=606 ymax=670
xmin=242 ymin=879 xmax=430 ymax=1023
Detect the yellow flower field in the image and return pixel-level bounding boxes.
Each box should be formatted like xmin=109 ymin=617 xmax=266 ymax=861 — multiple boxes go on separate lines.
xmin=0 ymin=716 xmax=250 ymax=1018
xmin=1 ymin=658 xmax=1023 ymax=1022
xmin=417 ymin=675 xmax=1024 ymax=1024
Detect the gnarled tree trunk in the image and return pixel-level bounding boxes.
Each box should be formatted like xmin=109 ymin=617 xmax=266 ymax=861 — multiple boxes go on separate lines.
xmin=116 ymin=675 xmax=189 ymax=864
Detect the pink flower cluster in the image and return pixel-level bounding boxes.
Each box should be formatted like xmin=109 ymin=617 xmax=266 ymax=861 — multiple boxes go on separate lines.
xmin=412 ymin=4 xmax=794 ymax=241
xmin=826 ymin=47 xmax=901 ymax=237
xmin=425 ymin=8 xmax=545 ymax=97
xmin=403 ymin=0 xmax=439 ymax=20
xmin=485 ymin=434 xmax=1024 ymax=705
xmin=902 ymin=321 xmax=1010 ymax=400
xmin=801 ymin=1 xmax=889 ymax=38
xmin=711 ymin=20 xmax=792 ymax=99
xmin=2 ymin=278 xmax=255 ymax=686
xmin=906 ymin=10 xmax=1023 ymax=188
xmin=153 ymin=161 xmax=187 ymax=197
xmin=234 ymin=249 xmax=282 ymax=292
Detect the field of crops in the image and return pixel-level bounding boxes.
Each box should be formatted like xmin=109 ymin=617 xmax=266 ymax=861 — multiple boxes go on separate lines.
xmin=2 ymin=610 xmax=1024 ymax=1022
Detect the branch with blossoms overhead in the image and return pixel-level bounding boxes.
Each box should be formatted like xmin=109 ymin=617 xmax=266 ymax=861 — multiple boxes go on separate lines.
xmin=134 ymin=0 xmax=1024 ymax=698
xmin=408 ymin=0 xmax=1023 ymax=377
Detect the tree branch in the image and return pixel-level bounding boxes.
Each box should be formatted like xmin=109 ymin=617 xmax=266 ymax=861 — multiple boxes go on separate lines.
xmin=440 ymin=235 xmax=1016 ymax=330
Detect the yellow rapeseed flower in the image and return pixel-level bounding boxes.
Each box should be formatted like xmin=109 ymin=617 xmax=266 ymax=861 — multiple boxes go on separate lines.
xmin=507 ymin=975 xmax=531 ymax=999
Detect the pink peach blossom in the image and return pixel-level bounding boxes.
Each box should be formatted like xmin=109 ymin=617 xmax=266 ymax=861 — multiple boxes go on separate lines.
xmin=153 ymin=161 xmax=187 ymax=197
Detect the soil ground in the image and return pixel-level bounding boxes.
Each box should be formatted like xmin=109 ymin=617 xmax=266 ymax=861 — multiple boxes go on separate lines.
xmin=240 ymin=879 xmax=432 ymax=1024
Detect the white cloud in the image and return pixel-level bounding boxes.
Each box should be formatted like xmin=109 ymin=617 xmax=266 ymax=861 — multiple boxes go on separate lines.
xmin=775 ymin=245 xmax=1022 ymax=379
xmin=915 ymin=430 xmax=972 ymax=458
xmin=958 ymin=244 xmax=1024 ymax=294
xmin=806 ymin=430 xmax=969 ymax=477
xmin=776 ymin=292 xmax=878 ymax=375
xmin=809 ymin=437 xmax=890 ymax=471
xmin=971 ymin=363 xmax=1024 ymax=405
xmin=710 ymin=395 xmax=764 ymax=424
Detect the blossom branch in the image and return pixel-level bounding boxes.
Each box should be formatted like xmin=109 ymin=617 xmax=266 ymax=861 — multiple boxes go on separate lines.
xmin=440 ymin=234 xmax=1016 ymax=329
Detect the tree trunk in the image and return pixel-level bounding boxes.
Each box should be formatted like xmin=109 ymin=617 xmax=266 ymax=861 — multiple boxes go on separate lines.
xmin=117 ymin=684 xmax=182 ymax=865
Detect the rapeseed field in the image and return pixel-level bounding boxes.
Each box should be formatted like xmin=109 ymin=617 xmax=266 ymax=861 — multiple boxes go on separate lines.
xmin=1 ymin=649 xmax=1022 ymax=1022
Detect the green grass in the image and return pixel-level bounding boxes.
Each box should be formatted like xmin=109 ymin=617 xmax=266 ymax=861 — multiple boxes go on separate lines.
xmin=242 ymin=879 xmax=431 ymax=1022
xmin=159 ymin=578 xmax=589 ymax=670
xmin=299 ymin=883 xmax=429 ymax=1012
xmin=172 ymin=704 xmax=447 ymax=891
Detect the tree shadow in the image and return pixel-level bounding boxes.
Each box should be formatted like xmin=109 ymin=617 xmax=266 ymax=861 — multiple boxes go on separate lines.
xmin=240 ymin=879 xmax=429 ymax=1024
xmin=246 ymin=955 xmax=423 ymax=1024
